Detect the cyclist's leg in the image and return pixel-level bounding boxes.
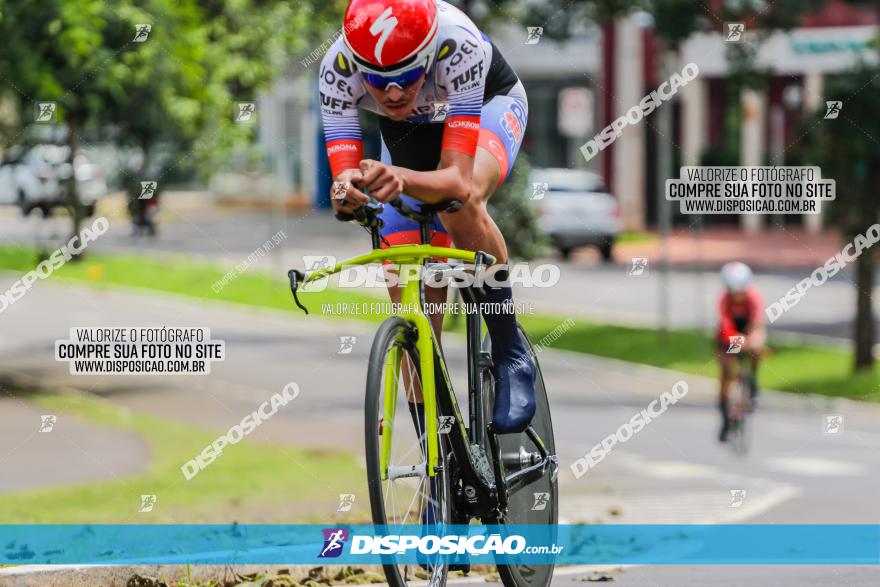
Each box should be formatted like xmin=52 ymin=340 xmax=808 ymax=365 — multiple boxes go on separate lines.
xmin=385 ymin=279 xmax=447 ymax=342
xmin=440 ymin=81 xmax=534 ymax=433
xmin=438 ymin=81 xmax=528 ymax=265
xmin=747 ymin=326 xmax=766 ymax=400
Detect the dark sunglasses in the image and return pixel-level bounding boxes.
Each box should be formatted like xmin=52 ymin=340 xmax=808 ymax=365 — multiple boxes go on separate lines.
xmin=362 ymin=65 xmax=426 ymax=91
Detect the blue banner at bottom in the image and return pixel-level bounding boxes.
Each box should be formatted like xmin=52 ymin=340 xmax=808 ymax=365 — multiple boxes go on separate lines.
xmin=1 ymin=524 xmax=878 ymax=565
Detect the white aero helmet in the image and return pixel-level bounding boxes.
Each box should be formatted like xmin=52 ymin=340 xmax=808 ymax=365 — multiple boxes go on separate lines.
xmin=721 ymin=262 xmax=753 ymax=292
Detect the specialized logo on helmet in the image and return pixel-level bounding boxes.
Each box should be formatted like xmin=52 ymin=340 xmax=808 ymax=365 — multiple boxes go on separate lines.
xmin=369 ymin=7 xmax=399 ymax=65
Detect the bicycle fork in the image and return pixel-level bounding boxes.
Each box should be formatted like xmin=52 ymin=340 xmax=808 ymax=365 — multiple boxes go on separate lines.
xmin=380 ymin=262 xmax=439 ymax=479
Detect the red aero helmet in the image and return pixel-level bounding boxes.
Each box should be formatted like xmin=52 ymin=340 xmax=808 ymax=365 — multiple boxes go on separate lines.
xmin=343 ymin=0 xmax=439 ymax=74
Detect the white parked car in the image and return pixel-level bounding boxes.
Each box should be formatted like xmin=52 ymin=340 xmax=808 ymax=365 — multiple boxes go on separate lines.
xmin=0 ymin=144 xmax=107 ymax=217
xmin=529 ymin=168 xmax=622 ymax=261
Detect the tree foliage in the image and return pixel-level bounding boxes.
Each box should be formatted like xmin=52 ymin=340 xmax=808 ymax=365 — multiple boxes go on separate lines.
xmin=805 ymin=64 xmax=880 ymax=370
xmin=0 ymin=0 xmax=334 ymax=237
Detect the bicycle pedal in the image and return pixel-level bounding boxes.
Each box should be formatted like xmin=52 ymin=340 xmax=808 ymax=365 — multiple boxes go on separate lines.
xmin=548 ymin=454 xmax=560 ymax=482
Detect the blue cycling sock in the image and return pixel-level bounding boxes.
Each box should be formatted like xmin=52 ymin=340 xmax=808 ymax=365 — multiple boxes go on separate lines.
xmin=481 ymin=268 xmax=536 ymax=433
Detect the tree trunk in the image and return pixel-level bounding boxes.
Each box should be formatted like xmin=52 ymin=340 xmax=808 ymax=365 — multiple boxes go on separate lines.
xmin=852 ymin=175 xmax=879 ymax=371
xmin=853 ymin=247 xmax=875 ymax=370
xmin=601 ymin=20 xmax=616 ymax=192
xmin=66 ymin=115 xmax=84 ymax=256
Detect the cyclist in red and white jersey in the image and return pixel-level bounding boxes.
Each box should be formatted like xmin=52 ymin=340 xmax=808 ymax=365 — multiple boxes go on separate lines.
xmin=717 ymin=262 xmax=766 ymax=442
xmin=319 ymin=0 xmax=534 ymax=433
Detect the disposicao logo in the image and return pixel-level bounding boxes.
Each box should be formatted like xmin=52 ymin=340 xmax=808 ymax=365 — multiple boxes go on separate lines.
xmin=319 ymin=528 xmax=349 ymax=558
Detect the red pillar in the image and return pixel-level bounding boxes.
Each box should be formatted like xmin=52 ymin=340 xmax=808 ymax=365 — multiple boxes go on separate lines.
xmin=601 ymin=20 xmax=615 ymax=191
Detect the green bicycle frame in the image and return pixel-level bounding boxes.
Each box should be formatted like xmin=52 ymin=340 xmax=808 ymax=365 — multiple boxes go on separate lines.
xmin=300 ymin=244 xmax=482 ymax=478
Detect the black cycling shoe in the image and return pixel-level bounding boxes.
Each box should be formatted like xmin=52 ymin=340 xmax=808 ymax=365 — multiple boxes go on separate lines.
xmin=491 ymin=346 xmax=537 ymax=434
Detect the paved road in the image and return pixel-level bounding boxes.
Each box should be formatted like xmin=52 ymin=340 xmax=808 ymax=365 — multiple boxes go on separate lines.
xmin=1 ymin=276 xmax=878 ymax=584
xmin=0 ymin=389 xmax=149 ymax=493
xmin=1 ymin=204 xmax=876 ymax=345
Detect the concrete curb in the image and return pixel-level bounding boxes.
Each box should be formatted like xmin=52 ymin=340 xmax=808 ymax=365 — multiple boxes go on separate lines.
xmin=0 ymin=562 xmax=628 ymax=586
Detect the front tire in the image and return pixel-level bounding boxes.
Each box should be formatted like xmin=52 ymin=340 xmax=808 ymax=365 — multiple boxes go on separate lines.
xmin=365 ymin=317 xmax=452 ymax=586
xmin=729 ymin=379 xmax=750 ymax=456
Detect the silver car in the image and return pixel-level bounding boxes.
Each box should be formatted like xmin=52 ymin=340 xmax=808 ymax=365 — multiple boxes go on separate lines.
xmin=0 ymin=144 xmax=107 ymax=217
xmin=529 ymin=168 xmax=622 ymax=261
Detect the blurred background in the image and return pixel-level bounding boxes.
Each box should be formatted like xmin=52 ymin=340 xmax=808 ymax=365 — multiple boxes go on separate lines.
xmin=2 ymin=0 xmax=878 ymax=366
xmin=0 ymin=1 xmax=879 ymax=585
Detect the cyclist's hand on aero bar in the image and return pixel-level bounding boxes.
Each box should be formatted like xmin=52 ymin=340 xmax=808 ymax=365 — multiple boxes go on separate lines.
xmin=359 ymin=159 xmax=405 ymax=204
xmin=331 ymin=168 xmax=370 ymax=214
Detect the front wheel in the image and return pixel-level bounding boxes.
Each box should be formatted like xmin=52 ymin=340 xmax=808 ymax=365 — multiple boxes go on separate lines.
xmin=365 ymin=317 xmax=452 ymax=586
xmin=483 ymin=324 xmax=558 ymax=587
xmin=728 ymin=378 xmax=750 ymax=456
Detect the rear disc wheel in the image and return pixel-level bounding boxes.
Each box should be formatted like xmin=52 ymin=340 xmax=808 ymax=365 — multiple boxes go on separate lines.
xmin=483 ymin=324 xmax=558 ymax=587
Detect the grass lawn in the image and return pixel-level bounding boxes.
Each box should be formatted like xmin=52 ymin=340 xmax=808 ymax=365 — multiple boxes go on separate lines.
xmin=0 ymin=245 xmax=877 ymax=401
xmin=492 ymin=317 xmax=880 ymax=401
xmin=615 ymin=231 xmax=657 ymax=244
xmin=0 ymin=390 xmax=362 ymax=523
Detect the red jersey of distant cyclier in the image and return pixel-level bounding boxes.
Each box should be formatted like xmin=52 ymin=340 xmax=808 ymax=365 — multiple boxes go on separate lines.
xmin=718 ymin=286 xmax=764 ymax=342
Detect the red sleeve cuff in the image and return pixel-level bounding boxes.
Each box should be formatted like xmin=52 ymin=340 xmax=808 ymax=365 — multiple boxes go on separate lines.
xmin=441 ymin=116 xmax=480 ymax=157
xmin=326 ymin=139 xmax=363 ymax=177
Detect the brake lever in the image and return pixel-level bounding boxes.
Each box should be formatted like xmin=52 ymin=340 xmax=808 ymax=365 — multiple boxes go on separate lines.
xmin=287 ymin=269 xmax=309 ymax=314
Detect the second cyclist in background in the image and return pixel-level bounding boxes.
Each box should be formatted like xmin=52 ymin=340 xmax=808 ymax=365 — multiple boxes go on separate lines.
xmin=717 ymin=262 xmax=766 ymax=442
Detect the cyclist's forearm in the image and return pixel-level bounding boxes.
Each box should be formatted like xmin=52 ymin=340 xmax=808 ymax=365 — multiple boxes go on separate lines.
xmin=394 ymin=151 xmax=473 ymax=204
xmin=394 ymin=166 xmax=468 ymax=204
xmin=747 ymin=327 xmax=766 ymax=348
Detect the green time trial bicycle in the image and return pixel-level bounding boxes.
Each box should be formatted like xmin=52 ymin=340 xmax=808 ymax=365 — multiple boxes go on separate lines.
xmin=287 ymin=197 xmax=558 ymax=587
